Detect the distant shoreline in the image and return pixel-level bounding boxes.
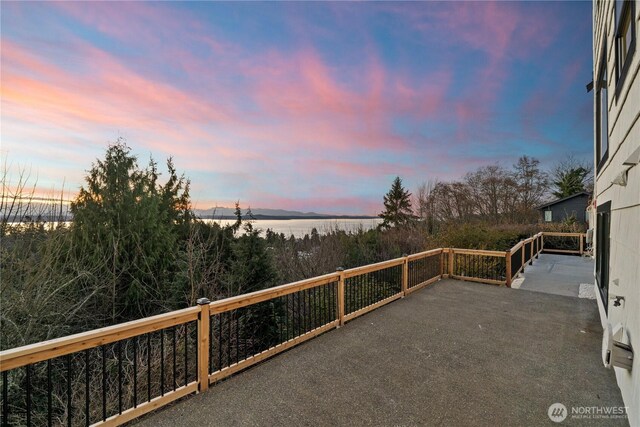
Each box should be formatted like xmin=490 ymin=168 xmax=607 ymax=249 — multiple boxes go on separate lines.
xmin=202 ymin=215 xmax=378 ymax=220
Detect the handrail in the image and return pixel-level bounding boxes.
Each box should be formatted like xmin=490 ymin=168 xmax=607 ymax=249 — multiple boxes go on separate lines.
xmin=406 ymin=248 xmax=443 ymax=261
xmin=342 ymin=257 xmax=405 ymax=279
xmin=209 ymin=272 xmax=340 ymax=315
xmin=510 ymin=241 xmax=525 ymax=253
xmin=0 ymin=307 xmax=199 ymax=372
xmin=450 ymin=248 xmax=506 ymax=257
xmin=0 ymin=230 xmax=585 ymax=426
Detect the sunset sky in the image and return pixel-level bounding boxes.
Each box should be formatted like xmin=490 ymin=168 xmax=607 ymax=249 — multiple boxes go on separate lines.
xmin=1 ymin=1 xmax=593 ymax=215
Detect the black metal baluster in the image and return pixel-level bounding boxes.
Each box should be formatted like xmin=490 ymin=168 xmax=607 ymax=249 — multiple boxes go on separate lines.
xmin=26 ymin=364 xmax=31 ymax=427
xmin=133 ymin=337 xmax=138 ymax=409
xmin=284 ymin=295 xmax=289 ymax=341
xmin=322 ymin=283 xmax=333 ymax=325
xmin=278 ymin=298 xmax=283 ymax=343
xmin=184 ymin=323 xmax=189 ymax=386
xmin=313 ymin=287 xmax=318 ymax=329
xmin=351 ymin=276 xmax=356 ymax=312
xmin=193 ymin=323 xmax=198 ymax=382
xmin=102 ymin=346 xmax=106 ymax=421
xmin=360 ymin=272 xmax=370 ymax=309
xmin=380 ymin=274 xmax=391 ymax=299
xmin=47 ymin=360 xmax=52 ymax=427
xmin=302 ymin=290 xmax=307 ymax=333
xmin=309 ymin=288 xmax=314 ymax=329
xmin=217 ymin=315 xmax=223 ymax=370
xmin=160 ymin=330 xmax=165 ymax=396
xmin=320 ymin=283 xmax=331 ymax=325
xmin=298 ymin=291 xmax=303 ymax=335
xmin=360 ymin=274 xmax=365 ymax=309
xmin=209 ymin=317 xmax=213 ymax=374
xmin=303 ymin=289 xmax=308 ymax=333
xmin=294 ymin=293 xmax=298 ymax=337
xmin=344 ymin=279 xmax=348 ymax=314
xmin=147 ymin=334 xmax=151 ymax=402
xmin=226 ymin=311 xmax=231 ymax=368
xmin=236 ymin=310 xmax=240 ymax=363
xmin=67 ymin=354 xmax=72 ymax=427
xmin=118 ymin=341 xmax=122 ymax=414
xmin=334 ymin=282 xmax=338 ymax=319
xmin=85 ymin=349 xmax=90 ymax=426
xmin=353 ymin=277 xmax=357 ymax=312
xmin=2 ymin=371 xmax=7 ymax=427
xmin=307 ymin=289 xmax=311 ymax=330
xmin=172 ymin=326 xmax=177 ymax=391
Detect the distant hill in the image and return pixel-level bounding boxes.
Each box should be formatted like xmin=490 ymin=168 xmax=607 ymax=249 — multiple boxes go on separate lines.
xmin=194 ymin=207 xmax=376 ymax=220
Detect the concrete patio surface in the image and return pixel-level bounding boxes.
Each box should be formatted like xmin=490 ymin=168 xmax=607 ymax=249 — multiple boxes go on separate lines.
xmin=517 ymin=254 xmax=595 ymax=298
xmin=136 ymin=279 xmax=625 ymax=426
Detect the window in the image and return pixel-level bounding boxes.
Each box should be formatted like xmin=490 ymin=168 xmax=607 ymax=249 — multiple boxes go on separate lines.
xmin=595 ymin=202 xmax=611 ymax=312
xmin=544 ymin=210 xmax=552 ymax=222
xmin=596 ymin=50 xmax=609 ymax=172
xmin=615 ymin=0 xmax=636 ymax=92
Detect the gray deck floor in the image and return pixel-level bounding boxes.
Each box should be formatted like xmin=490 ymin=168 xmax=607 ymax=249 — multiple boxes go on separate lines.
xmin=136 ymin=279 xmax=625 ymax=426
xmin=517 ymin=253 xmax=595 ymax=298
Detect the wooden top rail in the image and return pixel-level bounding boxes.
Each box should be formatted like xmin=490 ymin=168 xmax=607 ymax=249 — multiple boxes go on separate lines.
xmin=450 ymin=248 xmax=507 ymax=257
xmin=541 ymin=232 xmax=585 ymax=237
xmin=0 ymin=307 xmax=200 ymax=372
xmin=510 ymin=241 xmax=524 ymax=253
xmin=209 ymin=272 xmax=340 ymax=315
xmin=343 ymin=257 xmax=405 ymax=279
xmin=406 ymin=248 xmax=443 ymax=261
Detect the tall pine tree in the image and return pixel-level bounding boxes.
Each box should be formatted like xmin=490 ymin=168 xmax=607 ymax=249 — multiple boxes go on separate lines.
xmin=378 ymin=176 xmax=415 ymax=229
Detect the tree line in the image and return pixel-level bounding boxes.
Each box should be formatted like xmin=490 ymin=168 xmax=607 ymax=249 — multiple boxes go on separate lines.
xmin=379 ymin=155 xmax=592 ymax=229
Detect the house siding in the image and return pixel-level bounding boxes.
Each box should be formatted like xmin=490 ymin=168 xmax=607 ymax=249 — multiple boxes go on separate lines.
xmin=593 ymin=1 xmax=640 ymax=425
xmin=539 ymin=194 xmax=590 ymax=224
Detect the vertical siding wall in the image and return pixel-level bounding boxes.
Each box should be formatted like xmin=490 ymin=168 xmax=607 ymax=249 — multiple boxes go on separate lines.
xmin=593 ymin=1 xmax=640 ymax=425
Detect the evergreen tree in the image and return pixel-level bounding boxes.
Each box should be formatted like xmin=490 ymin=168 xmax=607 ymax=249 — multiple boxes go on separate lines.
xmin=551 ymin=167 xmax=590 ymax=198
xmin=70 ymin=140 xmax=192 ymax=321
xmin=231 ymin=201 xmax=242 ymax=234
xmin=378 ymin=177 xmax=415 ymax=229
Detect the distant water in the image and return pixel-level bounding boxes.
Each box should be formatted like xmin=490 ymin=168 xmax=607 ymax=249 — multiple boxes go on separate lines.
xmin=6 ymin=218 xmax=382 ymax=239
xmin=205 ymin=218 xmax=382 ymax=238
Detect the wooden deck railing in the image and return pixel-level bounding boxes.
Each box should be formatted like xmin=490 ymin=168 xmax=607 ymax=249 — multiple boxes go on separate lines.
xmin=0 ymin=231 xmax=585 ymax=426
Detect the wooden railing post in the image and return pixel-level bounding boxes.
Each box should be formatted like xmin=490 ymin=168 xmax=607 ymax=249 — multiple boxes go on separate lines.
xmin=505 ymin=251 xmax=512 ymax=287
xmin=529 ymin=239 xmax=534 ymax=265
xmin=541 ymin=234 xmax=544 ymax=252
xmin=337 ymin=267 xmax=345 ymax=326
xmin=197 ymin=298 xmax=210 ymax=392
xmin=448 ymin=249 xmax=454 ymax=277
xmin=402 ymin=254 xmax=409 ymax=297
xmin=521 ymin=242 xmax=525 ymax=272
xmin=536 ymin=235 xmax=540 ymax=258
xmin=440 ymin=249 xmax=445 ymax=277
xmin=579 ymin=234 xmax=584 ymax=256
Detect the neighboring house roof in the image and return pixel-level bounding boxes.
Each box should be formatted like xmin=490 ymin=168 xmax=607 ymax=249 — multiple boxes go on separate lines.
xmin=536 ymin=192 xmax=591 ymax=210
